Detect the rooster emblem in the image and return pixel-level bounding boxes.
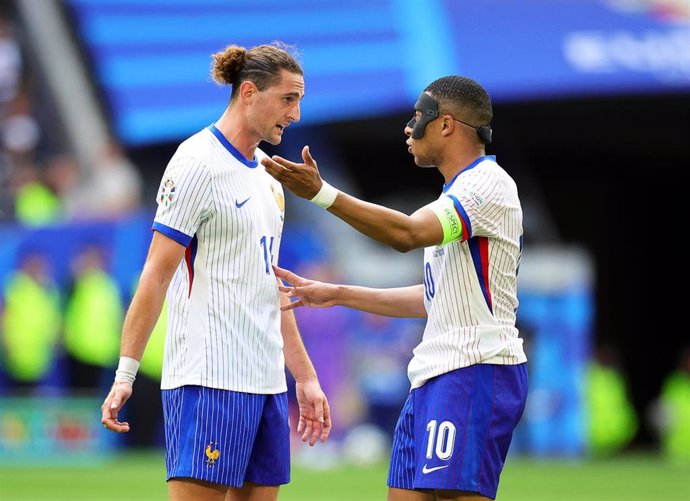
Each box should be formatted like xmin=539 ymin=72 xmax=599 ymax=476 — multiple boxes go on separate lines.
xmin=205 ymin=442 xmax=220 ymax=466
xmin=271 ymin=184 xmax=285 ymax=220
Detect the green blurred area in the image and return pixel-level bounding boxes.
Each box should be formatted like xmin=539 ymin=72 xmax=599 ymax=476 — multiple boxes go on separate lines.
xmin=0 ymin=452 xmax=688 ymax=501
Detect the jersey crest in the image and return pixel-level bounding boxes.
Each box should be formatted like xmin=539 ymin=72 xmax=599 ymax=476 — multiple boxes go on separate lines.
xmin=205 ymin=442 xmax=220 ymax=466
xmin=271 ymin=184 xmax=285 ymax=220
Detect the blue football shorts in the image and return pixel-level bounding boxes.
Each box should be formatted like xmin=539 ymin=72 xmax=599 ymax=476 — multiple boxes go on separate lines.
xmin=162 ymin=385 xmax=290 ymax=487
xmin=388 ymin=363 xmax=528 ymax=499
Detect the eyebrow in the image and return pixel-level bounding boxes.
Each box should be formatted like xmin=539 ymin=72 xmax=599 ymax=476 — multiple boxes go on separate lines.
xmin=283 ymin=91 xmax=305 ymax=101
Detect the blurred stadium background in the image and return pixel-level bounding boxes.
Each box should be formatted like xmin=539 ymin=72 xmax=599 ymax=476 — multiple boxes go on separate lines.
xmin=1 ymin=0 xmax=689 ymax=499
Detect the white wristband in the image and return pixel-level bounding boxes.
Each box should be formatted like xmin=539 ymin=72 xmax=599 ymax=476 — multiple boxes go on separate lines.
xmin=309 ymin=180 xmax=339 ymax=209
xmin=114 ymin=356 xmax=140 ymax=386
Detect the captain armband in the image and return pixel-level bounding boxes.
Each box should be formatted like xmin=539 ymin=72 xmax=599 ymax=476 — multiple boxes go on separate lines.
xmin=427 ymin=197 xmax=463 ymax=245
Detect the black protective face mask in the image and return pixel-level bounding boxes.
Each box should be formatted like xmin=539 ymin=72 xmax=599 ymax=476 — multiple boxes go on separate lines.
xmin=406 ymin=93 xmax=439 ymax=140
xmin=406 ymin=92 xmax=493 ymax=144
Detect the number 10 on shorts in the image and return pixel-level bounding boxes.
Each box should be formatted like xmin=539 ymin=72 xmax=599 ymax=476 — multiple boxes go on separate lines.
xmin=426 ymin=420 xmax=456 ymax=460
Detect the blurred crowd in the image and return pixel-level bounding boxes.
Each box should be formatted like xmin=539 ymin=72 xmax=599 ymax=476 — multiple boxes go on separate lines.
xmin=0 ymin=9 xmax=142 ymax=227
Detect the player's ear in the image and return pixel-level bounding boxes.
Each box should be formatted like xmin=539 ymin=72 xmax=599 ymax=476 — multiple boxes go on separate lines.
xmin=441 ymin=115 xmax=454 ymax=137
xmin=239 ymin=81 xmax=257 ymax=103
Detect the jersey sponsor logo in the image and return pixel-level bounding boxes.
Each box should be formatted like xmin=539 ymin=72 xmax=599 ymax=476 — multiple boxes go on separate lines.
xmin=158 ymin=178 xmax=176 ymax=207
xmin=205 ymin=442 xmax=220 ymax=466
xmin=235 ymin=197 xmax=251 ymax=208
xmin=422 ymin=464 xmax=449 ymax=474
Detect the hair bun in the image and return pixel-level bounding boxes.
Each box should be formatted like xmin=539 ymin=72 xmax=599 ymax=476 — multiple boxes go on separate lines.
xmin=211 ymin=45 xmax=247 ymax=85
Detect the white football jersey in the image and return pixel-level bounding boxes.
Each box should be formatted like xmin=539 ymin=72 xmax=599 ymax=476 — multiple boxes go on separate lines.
xmin=153 ymin=125 xmax=287 ymax=393
xmin=409 ymin=155 xmax=527 ymax=389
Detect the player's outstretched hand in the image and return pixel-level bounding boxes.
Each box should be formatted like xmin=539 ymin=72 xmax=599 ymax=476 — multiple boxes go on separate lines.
xmin=261 ymin=145 xmax=323 ymax=200
xmin=101 ymin=381 xmax=133 ymax=433
xmin=273 ymin=265 xmax=338 ymax=310
xmin=295 ymin=379 xmax=332 ymax=446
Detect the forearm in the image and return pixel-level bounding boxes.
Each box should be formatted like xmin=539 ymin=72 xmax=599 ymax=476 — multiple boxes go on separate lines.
xmin=328 ymin=192 xmax=426 ymax=253
xmin=280 ymin=293 xmax=318 ymax=383
xmin=335 ymin=284 xmax=427 ymax=318
xmin=120 ymin=266 xmax=170 ymax=361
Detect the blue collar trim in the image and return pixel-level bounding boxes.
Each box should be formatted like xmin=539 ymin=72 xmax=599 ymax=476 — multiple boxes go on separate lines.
xmin=442 ymin=155 xmax=496 ymax=193
xmin=208 ymin=124 xmax=258 ymax=168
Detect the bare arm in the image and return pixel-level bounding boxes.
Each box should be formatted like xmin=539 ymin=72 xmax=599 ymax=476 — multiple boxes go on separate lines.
xmin=261 ymin=147 xmax=443 ymax=252
xmin=274 ymin=265 xmax=427 ymax=319
xmin=120 ymin=232 xmax=185 ymax=359
xmin=101 ymin=231 xmax=185 ymax=432
xmin=279 ymin=286 xmax=332 ymax=446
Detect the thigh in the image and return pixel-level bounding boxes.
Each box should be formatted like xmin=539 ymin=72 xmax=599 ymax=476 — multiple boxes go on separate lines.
xmin=163 ymin=386 xmax=267 ymax=488
xmin=387 ymin=487 xmax=434 ymax=501
xmin=435 ymin=490 xmax=490 ymax=500
xmin=169 ymin=478 xmax=227 ymax=501
xmin=226 ymin=482 xmax=279 ymax=501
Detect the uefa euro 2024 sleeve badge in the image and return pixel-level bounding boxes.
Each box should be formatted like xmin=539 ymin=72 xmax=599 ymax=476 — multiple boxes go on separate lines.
xmin=158 ymin=178 xmax=176 ymax=207
xmin=205 ymin=442 xmax=220 ymax=466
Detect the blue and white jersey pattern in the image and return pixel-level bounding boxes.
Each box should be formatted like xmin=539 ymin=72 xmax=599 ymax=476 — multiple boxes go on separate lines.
xmin=153 ymin=125 xmax=287 ymax=393
xmin=409 ymin=156 xmax=527 ymax=389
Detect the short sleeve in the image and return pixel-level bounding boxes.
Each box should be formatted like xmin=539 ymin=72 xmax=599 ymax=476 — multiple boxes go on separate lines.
xmin=153 ymin=156 xmax=214 ymax=246
xmin=446 ymin=169 xmax=505 ymax=240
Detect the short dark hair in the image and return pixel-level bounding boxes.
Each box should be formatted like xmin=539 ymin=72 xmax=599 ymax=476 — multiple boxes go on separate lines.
xmin=210 ymin=42 xmax=303 ymax=100
xmin=424 ymin=76 xmax=492 ymax=127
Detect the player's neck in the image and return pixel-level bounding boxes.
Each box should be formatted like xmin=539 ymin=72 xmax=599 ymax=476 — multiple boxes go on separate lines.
xmin=214 ymin=110 xmax=260 ymax=161
xmin=438 ymin=148 xmax=486 ymax=184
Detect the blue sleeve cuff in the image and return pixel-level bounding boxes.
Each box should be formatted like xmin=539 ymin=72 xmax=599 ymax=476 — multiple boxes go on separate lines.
xmin=152 ymin=221 xmax=192 ymax=247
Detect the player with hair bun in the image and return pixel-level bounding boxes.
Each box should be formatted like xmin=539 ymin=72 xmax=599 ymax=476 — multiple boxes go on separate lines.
xmin=100 ymin=42 xmax=331 ymax=501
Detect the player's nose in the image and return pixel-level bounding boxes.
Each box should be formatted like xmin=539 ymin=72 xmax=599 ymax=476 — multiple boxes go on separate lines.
xmin=289 ymin=102 xmax=301 ymax=123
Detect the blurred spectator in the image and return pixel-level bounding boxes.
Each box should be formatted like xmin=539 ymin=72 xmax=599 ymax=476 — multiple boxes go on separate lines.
xmin=63 ymin=245 xmax=122 ymax=391
xmin=13 ymin=162 xmax=60 ymax=226
xmin=44 ymin=152 xmax=80 ymax=207
xmin=0 ymin=10 xmax=25 ymax=219
xmin=1 ymin=8 xmax=46 ymax=223
xmin=1 ymin=111 xmax=40 ymax=166
xmin=0 ymin=12 xmax=22 ymax=114
xmin=585 ymin=344 xmax=638 ymax=456
xmin=650 ymin=346 xmax=690 ymax=462
xmin=0 ymin=11 xmax=37 ymax=150
xmin=63 ymin=138 xmax=142 ymax=220
xmin=0 ymin=252 xmax=61 ymax=389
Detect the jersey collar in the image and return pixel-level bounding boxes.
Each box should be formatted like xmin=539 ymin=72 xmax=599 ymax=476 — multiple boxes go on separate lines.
xmin=208 ymin=124 xmax=258 ymax=168
xmin=442 ymin=155 xmax=496 ymax=193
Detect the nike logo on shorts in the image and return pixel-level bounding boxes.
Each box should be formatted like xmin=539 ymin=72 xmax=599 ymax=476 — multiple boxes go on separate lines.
xmin=235 ymin=197 xmax=251 ymax=208
xmin=422 ymin=464 xmax=449 ymax=474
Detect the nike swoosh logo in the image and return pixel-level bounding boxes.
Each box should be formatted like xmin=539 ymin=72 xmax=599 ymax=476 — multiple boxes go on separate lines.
xmin=235 ymin=197 xmax=251 ymax=208
xmin=422 ymin=464 xmax=449 ymax=474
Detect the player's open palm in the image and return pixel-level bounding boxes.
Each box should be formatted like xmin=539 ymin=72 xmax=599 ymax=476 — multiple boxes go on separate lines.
xmin=274 ymin=265 xmax=338 ymax=310
xmin=101 ymin=381 xmax=133 ymax=433
xmin=261 ymin=145 xmax=323 ymax=200
xmin=295 ymin=379 xmax=332 ymax=446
